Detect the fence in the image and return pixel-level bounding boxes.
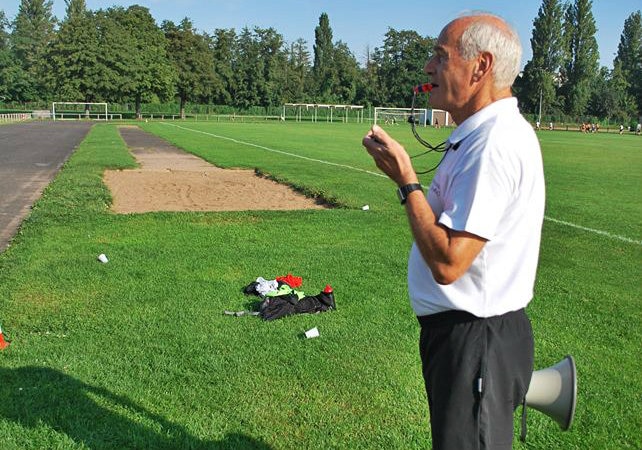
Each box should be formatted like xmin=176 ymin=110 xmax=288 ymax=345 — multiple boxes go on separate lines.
xmin=0 ymin=113 xmax=31 ymax=123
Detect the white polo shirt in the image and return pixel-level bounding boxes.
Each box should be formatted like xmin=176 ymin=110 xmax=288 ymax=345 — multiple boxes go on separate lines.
xmin=408 ymin=97 xmax=545 ymax=318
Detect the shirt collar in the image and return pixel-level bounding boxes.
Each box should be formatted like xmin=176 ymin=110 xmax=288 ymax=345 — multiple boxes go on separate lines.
xmin=446 ymin=97 xmax=518 ymax=146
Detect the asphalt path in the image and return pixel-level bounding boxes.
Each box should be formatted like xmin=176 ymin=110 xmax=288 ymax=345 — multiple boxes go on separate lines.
xmin=0 ymin=121 xmax=93 ymax=252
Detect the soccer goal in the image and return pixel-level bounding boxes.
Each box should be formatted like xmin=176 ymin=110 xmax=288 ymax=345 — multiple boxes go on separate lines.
xmin=52 ymin=102 xmax=108 ymax=121
xmin=283 ymin=103 xmax=365 ymax=123
xmin=374 ymin=107 xmax=427 ymax=127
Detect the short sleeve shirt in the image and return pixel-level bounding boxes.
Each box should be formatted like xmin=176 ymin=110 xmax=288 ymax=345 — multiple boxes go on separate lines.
xmin=408 ymin=98 xmax=545 ymax=318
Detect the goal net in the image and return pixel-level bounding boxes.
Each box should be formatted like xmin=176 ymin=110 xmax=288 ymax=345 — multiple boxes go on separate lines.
xmin=52 ymin=102 xmax=108 ymax=121
xmin=374 ymin=107 xmax=427 ymax=127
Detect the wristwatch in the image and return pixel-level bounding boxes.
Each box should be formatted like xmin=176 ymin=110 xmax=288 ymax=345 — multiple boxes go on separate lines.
xmin=397 ymin=183 xmax=423 ymax=204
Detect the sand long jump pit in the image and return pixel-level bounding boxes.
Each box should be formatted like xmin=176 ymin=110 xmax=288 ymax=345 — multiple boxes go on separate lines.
xmin=103 ymin=126 xmax=330 ymax=214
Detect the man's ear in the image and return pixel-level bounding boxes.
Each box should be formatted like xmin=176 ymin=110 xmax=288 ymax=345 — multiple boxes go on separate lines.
xmin=472 ymin=51 xmax=493 ymax=82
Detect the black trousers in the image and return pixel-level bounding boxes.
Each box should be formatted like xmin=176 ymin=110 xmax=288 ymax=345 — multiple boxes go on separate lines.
xmin=418 ymin=308 xmax=534 ymax=450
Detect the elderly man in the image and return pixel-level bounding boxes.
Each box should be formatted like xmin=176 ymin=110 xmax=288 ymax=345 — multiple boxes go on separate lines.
xmin=362 ymin=13 xmax=545 ymax=450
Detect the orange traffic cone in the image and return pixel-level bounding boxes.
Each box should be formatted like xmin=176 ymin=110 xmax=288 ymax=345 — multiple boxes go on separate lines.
xmin=0 ymin=324 xmax=9 ymax=350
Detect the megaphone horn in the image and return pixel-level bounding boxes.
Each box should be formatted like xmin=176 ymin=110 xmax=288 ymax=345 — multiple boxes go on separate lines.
xmin=520 ymin=355 xmax=577 ymax=442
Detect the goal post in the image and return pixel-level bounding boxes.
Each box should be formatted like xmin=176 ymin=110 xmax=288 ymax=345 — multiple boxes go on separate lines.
xmin=52 ymin=102 xmax=109 ymax=121
xmin=283 ymin=103 xmax=365 ymax=123
xmin=374 ymin=107 xmax=452 ymax=127
xmin=374 ymin=107 xmax=427 ymax=127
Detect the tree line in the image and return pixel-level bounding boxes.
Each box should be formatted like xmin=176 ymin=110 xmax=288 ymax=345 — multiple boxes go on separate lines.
xmin=1 ymin=0 xmax=640 ymax=124
xmin=517 ymin=0 xmax=641 ymax=126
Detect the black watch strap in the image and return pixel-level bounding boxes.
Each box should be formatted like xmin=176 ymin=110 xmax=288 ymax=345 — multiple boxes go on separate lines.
xmin=397 ymin=183 xmax=423 ymax=204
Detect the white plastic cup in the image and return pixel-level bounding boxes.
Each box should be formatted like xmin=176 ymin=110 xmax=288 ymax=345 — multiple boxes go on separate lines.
xmin=97 ymin=253 xmax=109 ymax=263
xmin=305 ymin=327 xmax=320 ymax=339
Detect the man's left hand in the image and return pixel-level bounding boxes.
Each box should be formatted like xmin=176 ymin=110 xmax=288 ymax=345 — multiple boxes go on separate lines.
xmin=362 ymin=125 xmax=418 ymax=186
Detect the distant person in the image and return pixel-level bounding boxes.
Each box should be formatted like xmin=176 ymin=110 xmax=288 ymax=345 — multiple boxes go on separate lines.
xmin=536 ymin=120 xmax=540 ymax=130
xmin=637 ymin=123 xmax=641 ymax=135
xmin=362 ymin=12 xmax=544 ymax=450
xmin=434 ymin=118 xmax=440 ymax=128
xmin=619 ymin=124 xmax=624 ymax=134
xmin=549 ymin=121 xmax=553 ymax=131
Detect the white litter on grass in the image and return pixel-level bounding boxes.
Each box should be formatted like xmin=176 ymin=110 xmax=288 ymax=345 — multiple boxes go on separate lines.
xmin=97 ymin=253 xmax=108 ymax=263
xmin=362 ymin=205 xmax=370 ymax=211
xmin=305 ymin=327 xmax=320 ymax=339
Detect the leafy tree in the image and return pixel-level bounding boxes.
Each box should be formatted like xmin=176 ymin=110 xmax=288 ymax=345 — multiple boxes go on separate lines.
xmin=209 ymin=28 xmax=237 ymax=105
xmin=517 ymin=0 xmax=564 ymax=117
xmin=0 ymin=10 xmax=9 ymax=51
xmin=313 ymin=12 xmax=335 ymax=101
xmin=355 ymin=45 xmax=384 ymax=107
xmin=255 ymin=27 xmax=286 ymax=106
xmin=92 ymin=9 xmax=131 ymax=103
xmin=231 ymin=27 xmax=287 ymax=108
xmin=331 ymin=41 xmax=359 ymax=103
xmin=0 ymin=11 xmax=16 ymax=101
xmin=3 ymin=0 xmax=636 ymax=123
xmin=588 ymin=63 xmax=636 ymax=123
xmin=614 ymin=10 xmax=642 ymax=116
xmin=311 ymin=13 xmax=360 ymax=104
xmin=283 ymin=38 xmax=311 ymax=102
xmin=233 ymin=27 xmax=263 ymax=109
xmin=106 ymin=5 xmax=175 ymax=117
xmin=11 ymin=0 xmax=57 ymax=101
xmin=373 ymin=28 xmax=434 ymax=107
xmin=162 ymin=18 xmax=213 ymax=118
xmin=560 ymin=0 xmax=599 ymax=117
xmin=0 ymin=11 xmax=11 ymax=101
xmin=587 ymin=64 xmax=631 ymax=121
xmin=0 ymin=10 xmax=30 ymax=103
xmin=48 ymin=0 xmax=100 ymax=106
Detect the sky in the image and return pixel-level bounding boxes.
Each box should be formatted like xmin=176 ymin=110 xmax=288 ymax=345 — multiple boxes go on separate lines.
xmin=1 ymin=0 xmax=640 ymax=69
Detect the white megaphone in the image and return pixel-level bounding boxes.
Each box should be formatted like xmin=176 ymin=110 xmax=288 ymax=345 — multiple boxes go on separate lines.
xmin=520 ymin=355 xmax=577 ymax=442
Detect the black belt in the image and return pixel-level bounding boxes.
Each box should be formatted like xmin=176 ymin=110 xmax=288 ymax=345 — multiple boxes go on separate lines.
xmin=417 ymin=309 xmax=481 ymax=328
xmin=417 ymin=308 xmax=525 ymax=328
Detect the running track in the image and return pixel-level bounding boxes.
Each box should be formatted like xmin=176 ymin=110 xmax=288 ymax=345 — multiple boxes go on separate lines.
xmin=0 ymin=121 xmax=92 ymax=252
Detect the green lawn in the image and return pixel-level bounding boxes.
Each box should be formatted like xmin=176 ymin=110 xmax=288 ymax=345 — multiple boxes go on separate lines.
xmin=0 ymin=121 xmax=640 ymax=449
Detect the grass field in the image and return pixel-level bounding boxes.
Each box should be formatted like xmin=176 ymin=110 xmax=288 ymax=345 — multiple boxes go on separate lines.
xmin=0 ymin=120 xmax=640 ymax=449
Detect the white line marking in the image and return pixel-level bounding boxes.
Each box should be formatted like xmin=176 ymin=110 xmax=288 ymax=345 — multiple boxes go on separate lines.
xmin=159 ymin=122 xmax=641 ymax=246
xmin=544 ymin=216 xmax=641 ymax=246
xmin=160 ymin=122 xmax=387 ymax=178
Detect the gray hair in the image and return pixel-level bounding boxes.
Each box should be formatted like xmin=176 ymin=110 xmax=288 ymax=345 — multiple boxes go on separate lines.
xmin=458 ymin=14 xmax=522 ymax=89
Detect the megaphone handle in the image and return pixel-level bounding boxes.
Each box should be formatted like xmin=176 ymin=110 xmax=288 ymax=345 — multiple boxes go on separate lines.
xmin=520 ymin=398 xmax=528 ymax=442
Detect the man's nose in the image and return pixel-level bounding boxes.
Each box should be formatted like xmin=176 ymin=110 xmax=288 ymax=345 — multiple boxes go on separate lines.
xmin=424 ymin=56 xmax=436 ymax=74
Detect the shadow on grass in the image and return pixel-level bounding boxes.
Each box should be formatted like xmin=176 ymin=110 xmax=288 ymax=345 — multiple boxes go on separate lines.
xmin=0 ymin=366 xmax=272 ymax=449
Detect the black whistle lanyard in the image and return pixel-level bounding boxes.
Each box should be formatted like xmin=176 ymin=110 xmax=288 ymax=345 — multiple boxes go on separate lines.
xmin=408 ymin=90 xmax=455 ymax=174
xmin=411 ymin=141 xmax=460 ymax=174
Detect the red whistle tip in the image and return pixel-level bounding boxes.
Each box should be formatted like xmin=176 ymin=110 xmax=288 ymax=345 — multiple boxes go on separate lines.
xmin=413 ymin=83 xmax=433 ymax=93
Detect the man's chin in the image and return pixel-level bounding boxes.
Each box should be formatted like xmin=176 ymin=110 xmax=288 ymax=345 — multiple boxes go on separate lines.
xmin=427 ymin=86 xmax=443 ymax=109
xmin=428 ymin=98 xmax=444 ymax=110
